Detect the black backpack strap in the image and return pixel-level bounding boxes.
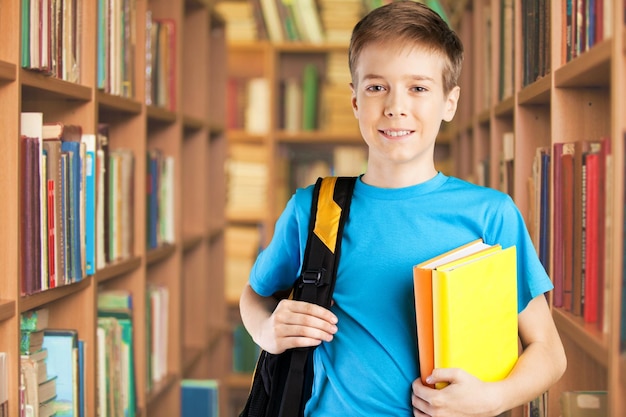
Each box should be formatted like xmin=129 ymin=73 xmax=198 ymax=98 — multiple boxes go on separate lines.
xmin=276 ymin=176 xmax=356 ymax=417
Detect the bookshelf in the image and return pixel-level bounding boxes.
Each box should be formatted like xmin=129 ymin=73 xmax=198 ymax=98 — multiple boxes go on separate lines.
xmin=0 ymin=0 xmax=227 ymax=416
xmin=452 ymin=0 xmax=626 ymax=415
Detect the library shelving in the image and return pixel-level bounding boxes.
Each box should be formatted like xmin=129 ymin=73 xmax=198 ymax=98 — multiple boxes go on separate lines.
xmin=0 ymin=0 xmax=227 ymax=416
xmin=451 ymin=0 xmax=626 ymax=415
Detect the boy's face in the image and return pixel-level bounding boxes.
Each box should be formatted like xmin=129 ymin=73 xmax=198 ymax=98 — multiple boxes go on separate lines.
xmin=350 ymin=42 xmax=460 ymax=173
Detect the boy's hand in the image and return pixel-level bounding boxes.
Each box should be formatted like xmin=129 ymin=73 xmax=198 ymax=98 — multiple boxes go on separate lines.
xmin=411 ymin=370 xmax=501 ymax=417
xmin=259 ymin=299 xmax=338 ymax=354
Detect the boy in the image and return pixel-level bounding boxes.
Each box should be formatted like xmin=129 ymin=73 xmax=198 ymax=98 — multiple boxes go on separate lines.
xmin=239 ymin=2 xmax=566 ymax=416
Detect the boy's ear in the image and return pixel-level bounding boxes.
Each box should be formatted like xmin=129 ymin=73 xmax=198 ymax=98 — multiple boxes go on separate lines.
xmin=350 ymin=82 xmax=359 ymax=115
xmin=443 ymin=86 xmax=461 ymax=122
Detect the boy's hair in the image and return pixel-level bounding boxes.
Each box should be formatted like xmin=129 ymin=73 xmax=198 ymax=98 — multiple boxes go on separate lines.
xmin=349 ymin=1 xmax=464 ymax=94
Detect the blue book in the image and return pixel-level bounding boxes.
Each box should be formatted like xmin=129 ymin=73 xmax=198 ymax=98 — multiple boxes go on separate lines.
xmin=81 ymin=134 xmax=96 ymax=275
xmin=181 ymin=379 xmax=219 ymax=417
xmin=60 ymin=141 xmax=83 ymax=282
xmin=42 ymin=329 xmax=79 ymax=417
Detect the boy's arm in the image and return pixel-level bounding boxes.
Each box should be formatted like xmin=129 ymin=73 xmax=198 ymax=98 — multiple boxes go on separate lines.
xmin=239 ymin=283 xmax=339 ymax=355
xmin=412 ymin=294 xmax=566 ymax=416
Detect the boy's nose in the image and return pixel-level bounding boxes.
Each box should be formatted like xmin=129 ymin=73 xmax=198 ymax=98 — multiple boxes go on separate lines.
xmin=384 ymin=91 xmax=407 ymax=117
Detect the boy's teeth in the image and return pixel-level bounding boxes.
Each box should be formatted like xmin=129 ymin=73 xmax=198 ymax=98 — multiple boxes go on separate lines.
xmin=385 ymin=130 xmax=410 ymax=137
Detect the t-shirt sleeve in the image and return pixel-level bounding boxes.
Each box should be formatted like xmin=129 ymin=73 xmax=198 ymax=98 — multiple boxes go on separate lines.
xmin=249 ymin=189 xmax=311 ymax=297
xmin=486 ymin=194 xmax=553 ymax=313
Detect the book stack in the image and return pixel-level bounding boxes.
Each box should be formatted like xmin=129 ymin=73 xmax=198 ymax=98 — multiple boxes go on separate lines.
xmin=320 ymin=52 xmax=358 ymax=134
xmin=20 ymin=308 xmax=58 ymax=417
xmin=318 ymin=0 xmax=363 ymax=44
xmin=97 ymin=289 xmax=137 ymax=417
xmin=413 ymin=239 xmax=518 ymax=388
xmin=225 ymin=143 xmax=269 ymax=220
xmin=225 ymin=225 xmax=262 ymax=304
xmin=215 ymin=1 xmax=259 ymax=42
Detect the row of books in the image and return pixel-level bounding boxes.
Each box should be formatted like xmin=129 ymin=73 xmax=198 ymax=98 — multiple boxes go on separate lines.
xmin=146 ymin=150 xmax=175 ymax=250
xmin=551 ymin=137 xmax=611 ymax=329
xmin=20 ymin=308 xmax=86 ymax=417
xmin=97 ymin=0 xmax=137 ymax=98
xmin=145 ymin=11 xmax=176 ymax=111
xmin=526 ymin=390 xmax=607 ymax=417
xmin=97 ymin=290 xmax=136 ymax=417
xmin=20 ymin=114 xmax=136 ymax=295
xmin=21 ymin=0 xmax=81 ymax=82
xmin=564 ymin=0 xmax=612 ymax=63
xmin=20 ymin=112 xmax=176 ymax=295
xmin=225 ymin=225 xmax=262 ymax=304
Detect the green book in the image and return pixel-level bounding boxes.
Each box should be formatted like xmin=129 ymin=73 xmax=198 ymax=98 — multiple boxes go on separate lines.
xmin=301 ymin=64 xmax=319 ymax=131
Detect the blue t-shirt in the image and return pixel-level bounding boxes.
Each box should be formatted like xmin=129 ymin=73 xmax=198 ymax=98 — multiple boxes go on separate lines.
xmin=249 ymin=173 xmax=553 ymax=416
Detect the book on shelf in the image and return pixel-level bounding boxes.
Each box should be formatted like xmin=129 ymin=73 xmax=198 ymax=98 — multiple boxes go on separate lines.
xmin=560 ymin=391 xmax=607 ymax=417
xmin=42 ymin=329 xmax=82 ymax=417
xmin=146 ymin=149 xmax=173 ymax=250
xmin=147 ymin=284 xmax=169 ymax=387
xmin=97 ymin=289 xmax=136 ymax=417
xmin=181 ymin=379 xmax=219 ymax=417
xmin=413 ymin=239 xmax=518 ymax=389
xmin=232 ymin=324 xmax=260 ymax=373
xmin=301 ymin=63 xmax=319 ymax=131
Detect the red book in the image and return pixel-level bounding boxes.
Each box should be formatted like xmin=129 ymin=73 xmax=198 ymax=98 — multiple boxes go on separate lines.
xmin=47 ymin=179 xmax=56 ymax=288
xmin=561 ymin=144 xmax=575 ymax=312
xmin=583 ymin=150 xmax=600 ymax=323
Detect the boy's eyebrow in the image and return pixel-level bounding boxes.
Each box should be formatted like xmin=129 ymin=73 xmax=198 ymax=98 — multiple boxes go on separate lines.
xmin=361 ymin=73 xmax=436 ymax=83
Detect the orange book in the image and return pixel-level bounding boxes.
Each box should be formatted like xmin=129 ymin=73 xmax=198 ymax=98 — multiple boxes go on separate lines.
xmin=413 ymin=239 xmax=494 ymax=387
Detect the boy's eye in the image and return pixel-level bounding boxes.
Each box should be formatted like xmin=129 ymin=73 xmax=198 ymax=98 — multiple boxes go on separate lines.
xmin=365 ymin=85 xmax=385 ymax=92
xmin=411 ymin=86 xmax=427 ymax=92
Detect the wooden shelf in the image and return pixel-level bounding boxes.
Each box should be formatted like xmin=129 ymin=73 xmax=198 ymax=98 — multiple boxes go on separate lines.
xmin=227 ymin=130 xmax=266 ymax=143
xmin=96 ymin=256 xmax=143 ymax=284
xmin=183 ymin=114 xmax=208 ymax=131
xmin=0 ymin=60 xmax=16 ymax=82
xmin=182 ymin=234 xmax=204 ymax=253
xmin=146 ymin=243 xmax=177 ymax=267
xmin=0 ymin=300 xmax=15 ymax=323
xmin=20 ymin=69 xmax=91 ymax=101
xmin=554 ymin=39 xmax=612 ymax=88
xmin=97 ymin=90 xmax=142 ymax=114
xmin=19 ymin=277 xmax=92 ymax=313
xmin=225 ymin=373 xmax=254 ymax=390
xmin=146 ymin=373 xmax=179 ymax=406
xmin=553 ymin=308 xmax=609 ymax=368
xmin=518 ymin=75 xmax=551 ymax=105
xmin=147 ymin=105 xmax=177 ymax=124
xmin=494 ymin=95 xmax=514 ymax=117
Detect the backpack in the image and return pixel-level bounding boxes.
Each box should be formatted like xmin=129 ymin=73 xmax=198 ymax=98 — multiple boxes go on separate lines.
xmin=239 ymin=176 xmax=357 ymax=417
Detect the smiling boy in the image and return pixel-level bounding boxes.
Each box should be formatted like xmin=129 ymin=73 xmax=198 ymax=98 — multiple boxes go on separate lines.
xmin=239 ymin=2 xmax=566 ymax=416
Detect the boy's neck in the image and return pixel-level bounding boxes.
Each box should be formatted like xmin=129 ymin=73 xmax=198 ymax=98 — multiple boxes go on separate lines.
xmin=361 ymin=165 xmax=438 ymax=188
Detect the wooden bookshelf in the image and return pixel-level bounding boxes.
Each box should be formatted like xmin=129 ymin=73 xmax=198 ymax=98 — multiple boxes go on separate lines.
xmin=453 ymin=1 xmax=626 ymax=415
xmin=0 ymin=0 xmax=227 ymax=416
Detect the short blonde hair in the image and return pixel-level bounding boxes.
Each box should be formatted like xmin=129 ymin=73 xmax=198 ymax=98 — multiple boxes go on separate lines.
xmin=349 ymin=1 xmax=463 ymax=94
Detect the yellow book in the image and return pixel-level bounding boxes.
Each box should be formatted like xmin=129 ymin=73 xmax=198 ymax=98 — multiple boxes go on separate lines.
xmin=432 ymin=244 xmax=518 ymax=389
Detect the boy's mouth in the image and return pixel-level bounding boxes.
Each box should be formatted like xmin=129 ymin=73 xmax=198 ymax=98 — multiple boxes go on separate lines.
xmin=380 ymin=129 xmax=413 ymax=137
